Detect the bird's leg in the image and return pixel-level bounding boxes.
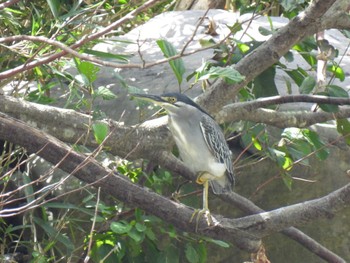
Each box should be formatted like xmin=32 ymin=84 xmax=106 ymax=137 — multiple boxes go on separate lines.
xmin=190 ymin=172 xmax=214 ymax=229
xmin=201 ymin=180 xmax=213 ymax=225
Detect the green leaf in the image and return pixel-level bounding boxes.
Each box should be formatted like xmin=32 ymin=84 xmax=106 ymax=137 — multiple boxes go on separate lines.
xmin=237 ymin=42 xmax=250 ymax=53
xmin=317 ymin=85 xmax=348 ymax=113
xmin=299 ymin=76 xmax=316 ymax=94
xmin=252 ymin=136 xmax=262 ymax=151
xmin=128 ymin=227 xmax=143 ymax=243
xmin=135 ymin=222 xmax=147 ymax=232
xmin=226 ymin=21 xmax=243 ymax=35
xmin=281 ymin=172 xmax=293 ymax=190
xmin=253 ymin=67 xmax=278 ymax=98
xmin=198 ymin=65 xmax=245 ymax=84
xmin=341 ymin=29 xmax=350 ymax=38
xmin=185 ymin=243 xmax=199 ymax=263
xmin=318 ymin=103 xmax=339 ymax=113
xmin=33 ymin=217 xmax=74 ymax=252
xmin=285 ymin=67 xmax=308 ymax=86
xmin=94 ymin=86 xmax=117 ymax=100
xmin=74 ymin=59 xmax=100 ymax=83
xmin=145 ymin=228 xmax=156 ymax=241
xmin=268 ymin=148 xmax=293 ymax=171
xmin=302 ymin=129 xmax=329 ymax=160
xmin=110 ymin=221 xmax=132 ymax=234
xmin=199 ymin=38 xmax=216 ymax=47
xmin=285 ymin=78 xmax=292 ymax=94
xmin=83 ymin=49 xmax=131 ymax=62
xmin=283 ymin=51 xmax=294 ymax=62
xmin=205 ymin=238 xmax=230 ymax=248
xmin=74 ymin=74 xmax=90 ymax=86
xmin=292 ymin=38 xmax=318 ymax=66
xmin=46 ymin=0 xmax=60 ymax=19
xmin=326 ymin=85 xmax=349 ymax=98
xmin=336 ymin=118 xmax=350 ymax=145
xmin=4 ymin=7 xmax=24 ymax=15
xmin=258 ymin=26 xmax=272 ymax=36
xmin=317 ymin=91 xmax=339 ymax=113
xmin=92 ymin=123 xmax=109 ymax=144
xmin=197 ymin=242 xmax=207 ymax=263
xmin=91 ymin=242 xmax=118 ymax=263
xmin=286 ymin=141 xmax=311 ymax=166
xmin=157 ymin=245 xmax=179 ymax=263
xmin=156 ymin=39 xmax=185 ymax=86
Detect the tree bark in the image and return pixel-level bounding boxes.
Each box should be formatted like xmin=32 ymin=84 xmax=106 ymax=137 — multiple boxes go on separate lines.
xmin=197 ymin=0 xmax=346 ymax=114
xmin=0 ymin=112 xmax=348 ymax=262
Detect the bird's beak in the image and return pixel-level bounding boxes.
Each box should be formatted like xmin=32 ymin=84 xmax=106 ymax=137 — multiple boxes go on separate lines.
xmin=132 ymin=93 xmax=167 ymax=105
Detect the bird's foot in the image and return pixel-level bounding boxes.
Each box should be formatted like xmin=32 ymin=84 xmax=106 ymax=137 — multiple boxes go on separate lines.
xmin=196 ymin=171 xmax=212 ymax=185
xmin=190 ymin=208 xmax=214 ymax=231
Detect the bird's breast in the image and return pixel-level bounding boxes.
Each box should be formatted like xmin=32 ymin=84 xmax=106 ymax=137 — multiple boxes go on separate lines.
xmin=168 ymin=116 xmax=225 ymax=177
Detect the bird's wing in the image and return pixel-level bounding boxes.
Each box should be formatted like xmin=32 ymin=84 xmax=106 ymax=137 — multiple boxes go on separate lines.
xmin=199 ymin=114 xmax=235 ymax=187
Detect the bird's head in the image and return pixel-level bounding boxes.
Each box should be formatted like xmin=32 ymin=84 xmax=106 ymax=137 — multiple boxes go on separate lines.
xmin=132 ymin=92 xmax=210 ymax=116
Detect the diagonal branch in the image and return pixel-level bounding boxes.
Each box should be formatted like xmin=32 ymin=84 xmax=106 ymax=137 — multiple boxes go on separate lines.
xmin=0 ymin=111 xmax=260 ymax=251
xmin=220 ymin=191 xmax=347 ymax=263
xmin=0 ymin=111 xmax=347 ymax=262
xmin=197 ymin=0 xmax=341 ymax=113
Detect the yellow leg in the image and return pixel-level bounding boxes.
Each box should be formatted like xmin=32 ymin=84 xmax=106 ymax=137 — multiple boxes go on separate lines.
xmin=190 ymin=173 xmax=214 ymax=230
xmin=201 ymin=180 xmax=213 ymax=225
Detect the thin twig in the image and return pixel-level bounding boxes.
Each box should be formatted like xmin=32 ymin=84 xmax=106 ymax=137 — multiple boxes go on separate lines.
xmin=84 ymin=187 xmax=101 ymax=263
xmin=0 ymin=0 xmax=168 ymax=80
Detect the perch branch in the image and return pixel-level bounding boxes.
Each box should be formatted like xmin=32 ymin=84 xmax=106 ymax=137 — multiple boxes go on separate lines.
xmin=0 ymin=112 xmax=348 ymax=262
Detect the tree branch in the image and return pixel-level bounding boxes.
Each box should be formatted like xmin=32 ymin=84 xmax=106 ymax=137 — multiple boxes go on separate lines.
xmin=216 ymin=95 xmax=350 ymax=127
xmin=0 ymin=111 xmax=347 ymax=262
xmin=220 ymin=192 xmax=347 ymax=263
xmin=0 ymin=111 xmax=261 ymax=251
xmin=0 ymin=33 xmax=221 ymax=71
xmin=0 ymin=95 xmax=173 ymax=160
xmin=0 ymin=0 xmax=168 ymax=80
xmin=197 ymin=0 xmax=341 ymax=113
xmin=322 ymin=0 xmax=350 ymax=29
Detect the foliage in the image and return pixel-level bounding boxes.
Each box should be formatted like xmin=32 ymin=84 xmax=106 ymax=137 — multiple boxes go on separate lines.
xmin=185 ymin=3 xmax=348 ymax=193
xmin=157 ymin=39 xmax=186 ymax=88
xmin=1 ymin=0 xmax=350 ymax=262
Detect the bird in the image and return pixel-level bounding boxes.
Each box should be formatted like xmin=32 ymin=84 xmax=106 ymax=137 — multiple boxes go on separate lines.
xmin=133 ymin=92 xmax=234 ymax=225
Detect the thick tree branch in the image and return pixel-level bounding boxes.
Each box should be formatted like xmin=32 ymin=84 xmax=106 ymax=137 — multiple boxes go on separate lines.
xmin=0 ymin=111 xmax=347 ymax=262
xmin=0 ymin=95 xmax=173 ymax=160
xmin=197 ymin=0 xmax=341 ymax=113
xmin=0 ymin=112 xmax=261 ymax=251
xmin=322 ymin=0 xmax=350 ymax=29
xmin=231 ymin=95 xmax=350 ymax=109
xmin=2 ymin=94 xmax=350 ymax=152
xmin=227 ymin=183 xmax=350 ymax=238
xmin=216 ymin=95 xmax=350 ymax=127
xmin=220 ymin=107 xmax=350 ymax=128
xmin=220 ymin=192 xmax=347 ymax=263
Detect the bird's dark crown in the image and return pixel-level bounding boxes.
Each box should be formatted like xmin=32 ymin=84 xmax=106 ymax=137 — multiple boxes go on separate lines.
xmin=161 ymin=92 xmax=211 ymax=117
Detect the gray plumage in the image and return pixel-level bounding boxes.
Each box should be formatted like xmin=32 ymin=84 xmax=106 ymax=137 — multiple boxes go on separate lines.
xmin=133 ymin=92 xmax=234 ymax=194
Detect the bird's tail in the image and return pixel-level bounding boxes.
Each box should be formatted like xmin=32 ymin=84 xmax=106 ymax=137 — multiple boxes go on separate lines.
xmin=209 ymin=175 xmax=233 ymax=194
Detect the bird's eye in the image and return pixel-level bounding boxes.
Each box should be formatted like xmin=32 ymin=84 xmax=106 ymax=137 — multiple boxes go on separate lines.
xmin=167 ymin=97 xmax=177 ymax=104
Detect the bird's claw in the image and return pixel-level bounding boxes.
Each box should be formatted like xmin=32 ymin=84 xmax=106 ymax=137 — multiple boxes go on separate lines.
xmin=190 ymin=208 xmax=214 ymax=231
